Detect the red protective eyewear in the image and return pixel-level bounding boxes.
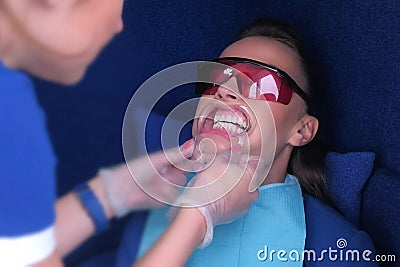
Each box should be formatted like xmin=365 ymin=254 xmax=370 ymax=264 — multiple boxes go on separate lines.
xmin=195 ymin=57 xmax=309 ymax=106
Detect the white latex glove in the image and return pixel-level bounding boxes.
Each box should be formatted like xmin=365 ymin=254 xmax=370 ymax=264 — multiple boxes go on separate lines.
xmin=172 ymin=149 xmax=260 ymax=248
xmin=99 ymin=139 xmax=195 ymax=218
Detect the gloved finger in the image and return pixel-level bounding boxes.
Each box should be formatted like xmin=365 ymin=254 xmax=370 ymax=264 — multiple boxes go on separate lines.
xmin=149 ymin=139 xmax=195 ymax=172
xmin=191 ymin=160 xmax=248 ymax=205
xmin=213 ymin=152 xmax=262 ymax=193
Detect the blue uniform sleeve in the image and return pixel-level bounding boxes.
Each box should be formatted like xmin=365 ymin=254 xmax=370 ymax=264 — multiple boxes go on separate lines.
xmin=0 ymin=61 xmax=57 ymax=264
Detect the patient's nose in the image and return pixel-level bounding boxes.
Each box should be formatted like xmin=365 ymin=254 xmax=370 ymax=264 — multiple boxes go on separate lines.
xmin=215 ymin=77 xmax=241 ymax=100
xmin=215 ymin=86 xmax=238 ymax=100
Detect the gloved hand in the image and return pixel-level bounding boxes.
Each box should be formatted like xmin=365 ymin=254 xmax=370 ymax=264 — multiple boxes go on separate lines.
xmin=99 ymin=139 xmax=195 ymax=218
xmin=171 ymin=148 xmax=261 ymax=248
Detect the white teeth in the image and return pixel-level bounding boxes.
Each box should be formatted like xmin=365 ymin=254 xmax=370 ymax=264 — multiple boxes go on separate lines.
xmin=212 ymin=120 xmax=246 ymax=136
xmin=212 ymin=110 xmax=248 ymax=135
xmin=237 ymin=128 xmax=244 ymax=134
xmin=213 ymin=113 xmax=246 ymax=127
xmin=213 ymin=122 xmax=222 ymax=129
xmin=228 ymin=123 xmax=235 ymax=133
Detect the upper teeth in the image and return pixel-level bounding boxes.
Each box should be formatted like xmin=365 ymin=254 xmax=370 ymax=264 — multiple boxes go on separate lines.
xmin=212 ymin=111 xmax=247 ymax=135
xmin=213 ymin=113 xmax=247 ymax=128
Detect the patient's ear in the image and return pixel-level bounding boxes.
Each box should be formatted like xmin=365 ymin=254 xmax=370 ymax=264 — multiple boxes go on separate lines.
xmin=288 ymin=115 xmax=319 ymax=147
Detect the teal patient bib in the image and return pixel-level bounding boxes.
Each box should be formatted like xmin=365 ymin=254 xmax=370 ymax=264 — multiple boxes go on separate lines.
xmin=138 ymin=174 xmax=306 ymax=266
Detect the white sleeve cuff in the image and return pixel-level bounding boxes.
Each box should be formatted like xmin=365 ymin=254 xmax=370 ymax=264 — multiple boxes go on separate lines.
xmin=0 ymin=226 xmax=56 ymax=267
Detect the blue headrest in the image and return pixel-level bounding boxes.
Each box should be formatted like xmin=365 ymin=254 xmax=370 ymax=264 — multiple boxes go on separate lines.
xmin=325 ymin=151 xmax=375 ymax=226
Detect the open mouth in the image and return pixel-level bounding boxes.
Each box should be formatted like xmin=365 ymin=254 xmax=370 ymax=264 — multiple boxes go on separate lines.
xmin=198 ymin=105 xmax=250 ymax=138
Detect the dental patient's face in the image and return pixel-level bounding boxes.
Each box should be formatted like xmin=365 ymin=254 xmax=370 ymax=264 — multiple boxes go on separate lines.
xmin=193 ymin=36 xmax=307 ymax=159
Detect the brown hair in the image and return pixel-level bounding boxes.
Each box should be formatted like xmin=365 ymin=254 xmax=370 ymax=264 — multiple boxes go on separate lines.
xmin=237 ymin=18 xmax=333 ymax=205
